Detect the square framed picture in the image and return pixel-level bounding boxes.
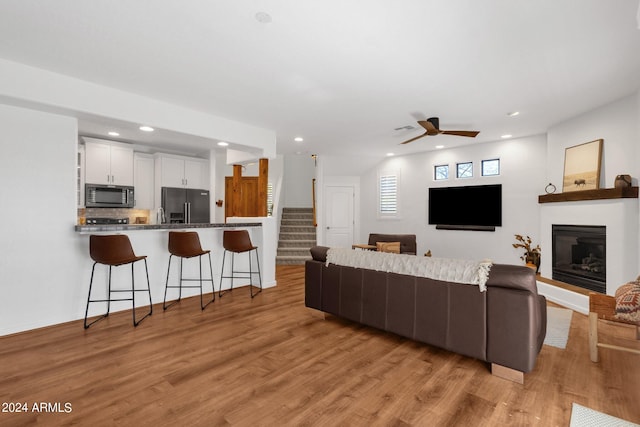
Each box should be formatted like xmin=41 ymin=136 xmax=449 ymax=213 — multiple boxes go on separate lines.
xmin=562 ymin=139 xmax=603 ymax=192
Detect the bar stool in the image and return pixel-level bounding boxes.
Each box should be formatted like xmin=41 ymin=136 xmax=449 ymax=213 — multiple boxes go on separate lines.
xmin=84 ymin=234 xmax=153 ymax=329
xmin=163 ymin=231 xmax=215 ymax=311
xmin=219 ymin=230 xmax=262 ymax=298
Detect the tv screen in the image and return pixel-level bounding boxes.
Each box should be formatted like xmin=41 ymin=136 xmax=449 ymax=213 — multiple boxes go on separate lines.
xmin=428 ymin=184 xmax=502 ymax=227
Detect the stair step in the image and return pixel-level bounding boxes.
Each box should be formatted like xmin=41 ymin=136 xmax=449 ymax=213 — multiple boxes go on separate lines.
xmin=282 ymin=207 xmax=313 ymax=212
xmin=278 ymin=240 xmax=317 ymax=248
xmin=280 ymin=225 xmax=316 ymax=233
xmin=276 ymin=255 xmax=312 ymax=265
xmin=281 ymin=218 xmax=314 ymax=225
xmin=279 ymin=232 xmax=317 ymax=240
xmin=277 ymin=248 xmax=312 ymax=257
xmin=282 ymin=214 xmax=314 ymax=220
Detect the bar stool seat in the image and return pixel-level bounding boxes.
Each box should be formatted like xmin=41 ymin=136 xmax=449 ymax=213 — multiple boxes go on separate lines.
xmin=219 ymin=230 xmax=262 ymax=298
xmin=163 ymin=231 xmax=215 ymax=310
xmin=84 ymin=234 xmax=153 ymax=329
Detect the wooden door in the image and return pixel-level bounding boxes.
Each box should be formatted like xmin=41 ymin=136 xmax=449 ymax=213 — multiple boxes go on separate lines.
xmin=225 ymin=177 xmax=261 ymax=219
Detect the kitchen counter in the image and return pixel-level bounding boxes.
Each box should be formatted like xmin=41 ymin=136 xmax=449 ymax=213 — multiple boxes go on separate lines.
xmin=73 ymin=217 xmax=277 ymax=310
xmin=75 ymin=222 xmax=262 ymax=233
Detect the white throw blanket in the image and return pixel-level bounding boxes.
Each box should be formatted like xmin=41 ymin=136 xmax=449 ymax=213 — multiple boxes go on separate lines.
xmin=326 ymin=248 xmax=492 ymax=292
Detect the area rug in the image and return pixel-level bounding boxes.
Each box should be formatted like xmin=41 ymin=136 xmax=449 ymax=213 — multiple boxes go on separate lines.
xmin=570 ymin=403 xmax=639 ymax=426
xmin=543 ymin=306 xmax=573 ymax=349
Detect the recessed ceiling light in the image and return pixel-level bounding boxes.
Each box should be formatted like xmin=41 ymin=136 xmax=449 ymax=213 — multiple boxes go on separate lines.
xmin=294 ymin=137 xmax=304 ymax=142
xmin=386 ymin=152 xmax=394 ymax=157
xmin=435 ymin=145 xmax=444 ymax=149
xmin=108 ymin=131 xmax=120 ymax=136
xmin=139 ymin=126 xmax=154 ymax=132
xmin=255 ymin=12 xmax=272 ymax=23
xmin=507 ymin=111 xmax=520 ymax=117
xmin=217 ymin=141 xmax=229 ymax=147
xmin=501 ymin=134 xmax=512 ymax=139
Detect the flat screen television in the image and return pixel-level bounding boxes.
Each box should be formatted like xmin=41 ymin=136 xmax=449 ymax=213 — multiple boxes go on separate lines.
xmin=428 ymin=184 xmax=502 ymax=230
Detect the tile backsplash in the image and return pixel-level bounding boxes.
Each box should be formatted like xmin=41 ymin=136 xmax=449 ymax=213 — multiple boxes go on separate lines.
xmin=78 ymin=208 xmax=150 ymax=225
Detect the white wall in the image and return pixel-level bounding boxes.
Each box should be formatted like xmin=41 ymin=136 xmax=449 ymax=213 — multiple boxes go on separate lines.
xmin=540 ymin=92 xmax=640 ymax=311
xmin=358 ymin=135 xmax=548 ymax=263
xmin=282 ymin=155 xmax=316 ymax=208
xmin=0 ymin=58 xmax=276 ymax=157
xmin=547 ymin=93 xmax=639 ymax=189
xmin=0 ymin=105 xmax=79 ymax=335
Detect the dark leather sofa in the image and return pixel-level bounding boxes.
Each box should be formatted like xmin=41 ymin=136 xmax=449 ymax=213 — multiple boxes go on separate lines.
xmin=367 ymin=233 xmax=416 ymax=254
xmin=305 ymin=246 xmax=547 ymax=383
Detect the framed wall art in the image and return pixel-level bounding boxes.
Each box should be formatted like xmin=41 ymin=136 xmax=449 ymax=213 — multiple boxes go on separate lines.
xmin=562 ymin=139 xmax=603 ymax=192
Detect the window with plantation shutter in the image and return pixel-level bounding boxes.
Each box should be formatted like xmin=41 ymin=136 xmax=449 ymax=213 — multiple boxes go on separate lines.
xmin=267 ymin=182 xmax=273 ymax=216
xmin=379 ymin=173 xmax=398 ymax=216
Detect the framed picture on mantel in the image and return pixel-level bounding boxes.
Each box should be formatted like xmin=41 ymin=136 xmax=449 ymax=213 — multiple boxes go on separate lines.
xmin=562 ymin=139 xmax=603 ymax=192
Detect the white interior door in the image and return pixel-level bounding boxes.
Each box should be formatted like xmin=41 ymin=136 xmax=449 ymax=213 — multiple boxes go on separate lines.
xmin=325 ymin=185 xmax=354 ymax=248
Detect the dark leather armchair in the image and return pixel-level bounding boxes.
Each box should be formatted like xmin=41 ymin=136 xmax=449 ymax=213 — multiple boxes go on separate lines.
xmin=367 ymin=233 xmax=417 ymax=255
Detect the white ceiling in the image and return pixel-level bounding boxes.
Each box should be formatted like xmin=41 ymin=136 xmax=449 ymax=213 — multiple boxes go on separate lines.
xmin=1 ymin=1 xmax=639 ymax=158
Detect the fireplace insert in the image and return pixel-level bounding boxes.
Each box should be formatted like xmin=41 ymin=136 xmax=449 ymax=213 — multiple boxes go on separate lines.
xmin=552 ymin=224 xmax=606 ymax=293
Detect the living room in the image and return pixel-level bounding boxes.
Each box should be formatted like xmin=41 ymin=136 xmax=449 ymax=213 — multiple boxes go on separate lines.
xmin=312 ymin=92 xmax=639 ymax=313
xmin=1 ymin=1 xmax=639 ymax=425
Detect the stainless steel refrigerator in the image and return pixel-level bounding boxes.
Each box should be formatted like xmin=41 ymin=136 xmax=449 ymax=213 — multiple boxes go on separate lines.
xmin=161 ymin=187 xmax=210 ymax=224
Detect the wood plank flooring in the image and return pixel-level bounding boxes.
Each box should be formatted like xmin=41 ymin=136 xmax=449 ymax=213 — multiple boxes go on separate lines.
xmin=1 ymin=265 xmax=639 ymax=426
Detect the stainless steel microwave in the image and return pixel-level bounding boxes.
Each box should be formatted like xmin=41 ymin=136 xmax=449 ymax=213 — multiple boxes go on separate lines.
xmin=85 ymin=184 xmax=135 ymax=208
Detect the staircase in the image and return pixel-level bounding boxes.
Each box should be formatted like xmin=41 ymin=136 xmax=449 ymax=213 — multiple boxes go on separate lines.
xmin=276 ymin=207 xmax=316 ymax=265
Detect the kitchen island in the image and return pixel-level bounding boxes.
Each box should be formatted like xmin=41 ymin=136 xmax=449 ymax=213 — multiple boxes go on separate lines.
xmin=74 ymin=217 xmax=277 ymax=320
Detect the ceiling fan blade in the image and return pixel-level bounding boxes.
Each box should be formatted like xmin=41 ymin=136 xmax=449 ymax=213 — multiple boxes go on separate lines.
xmin=400 ymin=132 xmax=428 ymax=144
xmin=418 ymin=120 xmax=440 ymax=135
xmin=441 ymin=130 xmax=480 ymax=138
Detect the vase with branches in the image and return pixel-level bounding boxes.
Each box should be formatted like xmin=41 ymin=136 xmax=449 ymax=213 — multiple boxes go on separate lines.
xmin=513 ymin=234 xmax=541 ymax=273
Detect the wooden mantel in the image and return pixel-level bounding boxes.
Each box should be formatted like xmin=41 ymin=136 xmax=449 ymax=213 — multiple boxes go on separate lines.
xmin=538 ymin=186 xmax=638 ymax=203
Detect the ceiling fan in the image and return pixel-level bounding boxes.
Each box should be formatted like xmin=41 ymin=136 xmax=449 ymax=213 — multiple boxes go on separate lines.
xmin=400 ymin=117 xmax=479 ymax=144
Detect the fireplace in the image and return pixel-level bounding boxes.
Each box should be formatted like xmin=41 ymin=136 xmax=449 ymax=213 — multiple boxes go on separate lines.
xmin=552 ymin=225 xmax=606 ymax=293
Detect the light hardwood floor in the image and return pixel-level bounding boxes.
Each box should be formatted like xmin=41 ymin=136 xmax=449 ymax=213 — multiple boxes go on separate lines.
xmin=1 ymin=266 xmax=639 ymax=426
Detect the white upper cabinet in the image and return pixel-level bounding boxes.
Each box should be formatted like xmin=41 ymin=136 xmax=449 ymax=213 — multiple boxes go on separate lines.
xmin=83 ymin=137 xmax=134 ymax=186
xmin=134 ymin=153 xmax=154 ymax=209
xmin=158 ymin=156 xmax=186 ymax=188
xmin=184 ymin=158 xmax=208 ymax=189
xmin=155 ymin=154 xmax=209 ymax=189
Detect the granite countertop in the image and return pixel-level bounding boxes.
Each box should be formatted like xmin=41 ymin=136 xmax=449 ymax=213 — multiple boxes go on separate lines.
xmin=75 ymin=222 xmax=262 ymax=233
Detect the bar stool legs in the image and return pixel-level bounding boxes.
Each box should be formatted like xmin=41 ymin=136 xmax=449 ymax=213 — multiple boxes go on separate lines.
xmin=219 ymin=230 xmax=262 ymax=299
xmin=163 ymin=231 xmax=215 ymax=311
xmin=84 ymin=235 xmax=153 ymax=329
xmin=163 ymin=252 xmax=215 ymax=310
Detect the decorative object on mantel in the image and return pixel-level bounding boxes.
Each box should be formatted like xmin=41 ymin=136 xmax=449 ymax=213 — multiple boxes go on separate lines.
xmin=562 ymin=139 xmax=603 ymax=192
xmin=545 ymin=183 xmax=557 ymax=194
xmin=513 ymin=234 xmax=541 ymax=273
xmin=614 ymin=174 xmax=632 ymax=188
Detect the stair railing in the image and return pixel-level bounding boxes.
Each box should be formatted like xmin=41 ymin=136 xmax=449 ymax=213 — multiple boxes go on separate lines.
xmin=312 ymin=178 xmax=317 ymax=227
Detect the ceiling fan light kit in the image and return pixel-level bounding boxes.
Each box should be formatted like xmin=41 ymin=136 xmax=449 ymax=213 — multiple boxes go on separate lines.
xmin=400 ymin=117 xmax=479 ymax=144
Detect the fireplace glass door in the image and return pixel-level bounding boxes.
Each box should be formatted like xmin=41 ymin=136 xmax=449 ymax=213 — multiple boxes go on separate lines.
xmin=552 ymin=225 xmax=606 ymax=293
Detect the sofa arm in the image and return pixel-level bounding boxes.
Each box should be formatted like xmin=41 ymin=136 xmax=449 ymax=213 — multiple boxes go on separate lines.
xmin=310 ymin=246 xmax=330 ymax=263
xmin=486 ymin=264 xmax=539 ymax=294
xmin=486 ymin=285 xmax=546 ymax=373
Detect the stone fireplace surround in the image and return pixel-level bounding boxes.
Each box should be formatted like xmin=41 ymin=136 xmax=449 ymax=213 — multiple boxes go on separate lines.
xmin=539 ymin=197 xmax=638 ymax=313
